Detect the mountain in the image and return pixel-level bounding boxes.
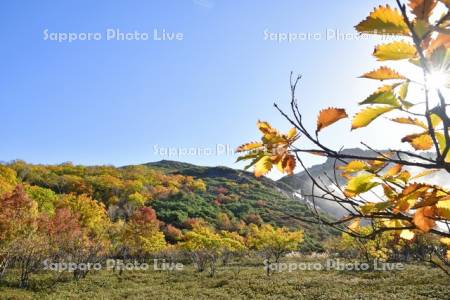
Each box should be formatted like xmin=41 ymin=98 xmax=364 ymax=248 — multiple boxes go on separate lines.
xmin=278 ymin=148 xmax=378 ymax=218
xmin=278 ymin=148 xmax=447 ymax=218
xmin=145 ymin=160 xmax=337 ymax=251
xmin=147 ymin=160 xmax=295 ymax=193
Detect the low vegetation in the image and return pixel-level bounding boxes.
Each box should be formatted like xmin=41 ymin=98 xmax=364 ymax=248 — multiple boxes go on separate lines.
xmin=0 ymin=259 xmax=448 ymax=300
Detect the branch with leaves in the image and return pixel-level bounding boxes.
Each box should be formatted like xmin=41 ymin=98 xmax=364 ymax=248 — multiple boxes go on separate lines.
xmin=236 ymin=0 xmax=450 ymax=267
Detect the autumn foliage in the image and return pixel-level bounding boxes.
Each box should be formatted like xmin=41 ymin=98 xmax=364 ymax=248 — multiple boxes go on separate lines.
xmin=237 ymin=0 xmax=450 ymax=271
xmin=1 ymin=0 xmax=449 ymax=290
xmin=0 ymin=160 xmax=307 ymax=285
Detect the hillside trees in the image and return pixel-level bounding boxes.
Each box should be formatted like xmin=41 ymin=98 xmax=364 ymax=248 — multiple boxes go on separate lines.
xmin=0 ymin=157 xmax=333 ymax=284
xmin=247 ymin=224 xmax=303 ymax=270
xmin=0 ymin=186 xmax=38 ymax=282
xmin=163 ymin=224 xmax=184 ymax=244
xmin=0 ymin=165 xmax=17 ymax=195
xmin=180 ymin=223 xmax=246 ymax=276
xmin=0 ymin=185 xmax=114 ymax=285
xmin=5 ymin=162 xmax=206 ymax=210
xmin=0 ymin=167 xmax=317 ymax=284
xmin=51 ymin=192 xmax=111 ymax=279
xmin=57 ymin=193 xmax=110 ymax=237
xmin=121 ymin=207 xmax=167 ymax=257
xmin=152 ymin=192 xmax=219 ymax=227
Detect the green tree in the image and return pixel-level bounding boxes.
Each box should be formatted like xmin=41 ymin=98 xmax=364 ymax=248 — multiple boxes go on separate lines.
xmin=25 ymin=185 xmax=58 ymax=215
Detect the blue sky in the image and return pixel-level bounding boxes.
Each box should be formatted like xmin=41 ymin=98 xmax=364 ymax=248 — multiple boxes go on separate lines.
xmin=1 ymin=0 xmax=413 ymax=177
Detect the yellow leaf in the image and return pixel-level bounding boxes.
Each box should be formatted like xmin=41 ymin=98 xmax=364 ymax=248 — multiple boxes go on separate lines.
xmin=409 ymin=0 xmax=437 ymax=20
xmin=339 ymin=160 xmax=367 ymax=173
xmin=348 ymin=219 xmax=360 ymax=231
xmin=398 ymin=81 xmax=409 ymax=100
xmin=368 ymin=155 xmax=390 ymax=170
xmin=435 ymin=132 xmax=450 ymax=162
xmin=352 ymin=106 xmax=395 ymax=130
xmin=436 ymin=200 xmax=450 ymax=220
xmin=236 ymin=152 xmax=259 ymax=164
xmin=359 ymin=89 xmax=400 ymax=106
xmin=276 ymin=159 xmax=284 ymax=172
xmin=383 ymin=184 xmax=398 ymax=200
xmin=413 ymin=206 xmax=436 ymax=232
xmin=316 ymin=107 xmax=348 ymax=133
xmin=401 ymin=133 xmax=433 ymax=150
xmin=361 ymin=201 xmax=392 ymax=214
xmin=410 ymin=134 xmax=433 ymax=150
xmin=373 ymin=41 xmax=417 ymax=61
xmin=254 ymin=156 xmax=273 ymax=177
xmin=383 ymin=219 xmax=408 ymax=228
xmin=360 ymin=66 xmax=407 ymax=81
xmin=440 ymin=237 xmax=450 ymax=245
xmin=355 ymin=5 xmax=409 ymax=35
xmin=397 ymin=170 xmax=412 ymax=183
xmin=361 ymin=202 xmax=376 ymax=214
xmin=400 ymin=229 xmax=415 ymax=240
xmin=430 ymin=114 xmax=442 ymax=128
xmin=287 ymin=127 xmax=297 ymax=139
xmin=257 ymin=120 xmax=278 ymax=135
xmin=385 ymin=164 xmax=402 ymax=177
xmin=411 ymin=169 xmax=439 ymax=179
xmin=344 ymin=173 xmax=379 ymax=197
xmin=238 ymin=122 xmax=300 ymax=176
xmin=391 ymin=117 xmax=428 ymax=129
xmin=236 ymin=142 xmax=264 ymax=153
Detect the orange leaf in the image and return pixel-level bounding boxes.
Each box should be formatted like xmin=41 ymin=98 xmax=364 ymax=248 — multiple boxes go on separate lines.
xmin=402 ymin=183 xmax=425 ymax=196
xmin=413 ymin=206 xmax=436 ymax=232
xmin=316 ymin=108 xmax=348 ymax=133
xmin=385 ymin=164 xmax=402 ymax=177
xmin=360 ymin=66 xmax=406 ymax=81
xmin=409 ymin=0 xmax=437 ymax=20
xmin=282 ymin=154 xmax=296 ymax=175
xmin=428 ymin=34 xmax=450 ymax=54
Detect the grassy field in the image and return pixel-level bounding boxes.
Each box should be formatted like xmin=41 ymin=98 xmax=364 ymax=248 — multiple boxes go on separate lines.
xmin=0 ymin=261 xmax=449 ymax=300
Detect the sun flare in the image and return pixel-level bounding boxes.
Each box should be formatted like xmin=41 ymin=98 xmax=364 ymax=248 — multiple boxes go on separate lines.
xmin=427 ymin=70 xmax=449 ymax=91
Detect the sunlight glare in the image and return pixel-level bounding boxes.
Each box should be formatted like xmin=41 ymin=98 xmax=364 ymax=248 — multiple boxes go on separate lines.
xmin=427 ymin=71 xmax=449 ymax=91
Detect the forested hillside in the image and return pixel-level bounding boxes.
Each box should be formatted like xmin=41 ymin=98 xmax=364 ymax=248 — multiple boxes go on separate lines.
xmin=0 ymin=160 xmax=336 ymax=253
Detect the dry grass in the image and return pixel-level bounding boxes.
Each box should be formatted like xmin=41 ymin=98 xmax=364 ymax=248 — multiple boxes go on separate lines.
xmin=0 ymin=261 xmax=448 ymax=299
